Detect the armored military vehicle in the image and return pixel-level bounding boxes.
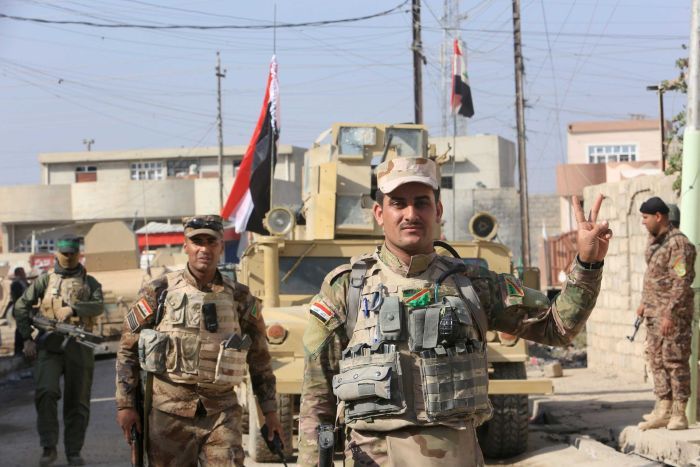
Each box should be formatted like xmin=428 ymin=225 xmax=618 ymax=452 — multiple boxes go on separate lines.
xmin=237 ymin=123 xmax=552 ymax=461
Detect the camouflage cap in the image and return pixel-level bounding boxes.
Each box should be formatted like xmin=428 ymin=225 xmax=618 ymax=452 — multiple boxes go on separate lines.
xmin=182 ymin=215 xmax=224 ymax=239
xmin=375 ymin=157 xmax=439 ymax=194
xmin=56 ymin=234 xmax=81 ymax=254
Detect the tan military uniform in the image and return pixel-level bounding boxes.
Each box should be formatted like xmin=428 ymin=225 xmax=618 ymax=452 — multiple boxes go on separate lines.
xmin=299 ymin=245 xmax=603 ymax=466
xmin=115 ymin=267 xmax=278 ymax=467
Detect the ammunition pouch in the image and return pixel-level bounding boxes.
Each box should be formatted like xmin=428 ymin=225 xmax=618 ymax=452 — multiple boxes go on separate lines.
xmin=408 ymin=296 xmax=474 ymax=351
xmin=138 ymin=329 xmax=168 ymax=374
xmin=418 ymin=343 xmax=491 ymax=423
xmin=377 ymin=296 xmax=404 ymax=341
xmin=212 ymin=342 xmax=247 ymax=386
xmin=333 ymin=345 xmax=406 ymax=422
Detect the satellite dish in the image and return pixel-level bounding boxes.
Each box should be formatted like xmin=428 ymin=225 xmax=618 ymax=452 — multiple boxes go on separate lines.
xmin=264 ymin=207 xmax=296 ymax=236
xmin=468 ymin=212 xmax=498 ymax=241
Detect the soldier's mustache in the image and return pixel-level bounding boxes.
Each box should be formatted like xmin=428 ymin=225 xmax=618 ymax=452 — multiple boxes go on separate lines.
xmin=400 ymin=222 xmax=424 ymax=230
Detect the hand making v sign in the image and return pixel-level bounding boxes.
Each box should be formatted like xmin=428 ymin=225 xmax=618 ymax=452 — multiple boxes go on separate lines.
xmin=572 ymin=194 xmax=613 ymax=264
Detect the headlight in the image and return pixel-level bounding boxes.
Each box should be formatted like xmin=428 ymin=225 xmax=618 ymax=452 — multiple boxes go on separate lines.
xmin=266 ymin=323 xmax=288 ymax=345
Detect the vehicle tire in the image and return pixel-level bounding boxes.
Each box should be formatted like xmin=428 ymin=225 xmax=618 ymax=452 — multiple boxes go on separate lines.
xmin=247 ymin=383 xmax=295 ymax=463
xmin=476 ymin=361 xmax=529 ymax=459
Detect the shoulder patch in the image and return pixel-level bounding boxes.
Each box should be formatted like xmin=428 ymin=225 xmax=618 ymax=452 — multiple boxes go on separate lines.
xmin=247 ymin=298 xmax=262 ymax=320
xmin=126 ymin=297 xmax=154 ymax=332
xmin=672 ymin=256 xmax=687 ymax=277
xmin=310 ymin=300 xmax=335 ymax=324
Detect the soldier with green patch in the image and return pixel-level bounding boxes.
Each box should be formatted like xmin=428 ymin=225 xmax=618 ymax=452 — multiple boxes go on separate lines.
xmin=14 ymin=235 xmax=104 ymax=466
xmin=636 ymin=197 xmax=696 ymax=431
xmin=298 ymin=157 xmax=612 ymax=466
xmin=115 ymin=215 xmax=282 ymax=466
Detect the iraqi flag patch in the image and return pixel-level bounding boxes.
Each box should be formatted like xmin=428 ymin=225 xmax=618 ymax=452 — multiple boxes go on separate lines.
xmin=310 ymin=301 xmax=334 ymax=324
xmin=126 ymin=298 xmax=154 ymax=332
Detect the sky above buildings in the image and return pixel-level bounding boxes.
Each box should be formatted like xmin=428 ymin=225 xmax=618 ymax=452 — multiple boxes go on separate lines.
xmin=0 ymin=0 xmax=690 ymax=193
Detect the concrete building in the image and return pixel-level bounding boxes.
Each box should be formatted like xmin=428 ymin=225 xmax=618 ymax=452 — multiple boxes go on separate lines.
xmin=557 ymin=119 xmax=664 ymax=232
xmin=0 ymin=145 xmax=305 ymax=254
xmin=431 ymin=134 xmax=559 ymax=265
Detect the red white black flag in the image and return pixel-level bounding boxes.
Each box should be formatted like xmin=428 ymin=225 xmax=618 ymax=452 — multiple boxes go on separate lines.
xmin=222 ymin=56 xmax=280 ymax=234
xmin=451 ymin=39 xmax=474 ymax=118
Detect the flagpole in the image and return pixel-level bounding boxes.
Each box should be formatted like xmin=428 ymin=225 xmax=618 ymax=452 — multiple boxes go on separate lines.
xmin=269 ymin=5 xmax=277 ymax=222
xmin=452 ymin=114 xmax=457 ymax=240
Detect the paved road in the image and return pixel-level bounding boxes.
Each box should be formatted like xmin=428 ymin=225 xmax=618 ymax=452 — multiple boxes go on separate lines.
xmin=0 ymin=358 xmax=657 ymax=466
xmin=0 ymin=356 xmax=309 ymax=467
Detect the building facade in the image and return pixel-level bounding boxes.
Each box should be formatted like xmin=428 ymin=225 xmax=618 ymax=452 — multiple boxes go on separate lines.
xmin=0 ymin=145 xmax=305 ymax=253
xmin=557 ymin=119 xmax=664 ymax=232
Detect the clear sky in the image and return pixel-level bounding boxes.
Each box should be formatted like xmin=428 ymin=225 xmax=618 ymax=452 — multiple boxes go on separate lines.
xmin=0 ymin=0 xmax=690 ymax=193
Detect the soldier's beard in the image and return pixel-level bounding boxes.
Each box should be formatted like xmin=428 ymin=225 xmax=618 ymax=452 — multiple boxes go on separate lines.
xmin=55 ymin=252 xmax=80 ymax=269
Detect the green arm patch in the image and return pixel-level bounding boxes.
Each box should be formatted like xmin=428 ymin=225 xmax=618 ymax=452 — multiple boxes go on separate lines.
xmin=303 ymin=314 xmax=334 ymax=356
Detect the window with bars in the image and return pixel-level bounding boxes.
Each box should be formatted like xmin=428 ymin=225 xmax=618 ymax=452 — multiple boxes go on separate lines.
xmin=587 ymin=144 xmax=637 ymax=164
xmin=130 ymin=161 xmax=164 ymax=180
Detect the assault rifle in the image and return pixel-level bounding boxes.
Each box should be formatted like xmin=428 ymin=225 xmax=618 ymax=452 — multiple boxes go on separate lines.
xmin=32 ymin=315 xmax=104 ymax=350
xmin=626 ymin=316 xmax=643 ymax=342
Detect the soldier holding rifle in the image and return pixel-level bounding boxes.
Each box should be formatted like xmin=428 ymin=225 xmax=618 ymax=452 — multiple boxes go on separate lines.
xmin=14 ymin=235 xmax=104 ymax=466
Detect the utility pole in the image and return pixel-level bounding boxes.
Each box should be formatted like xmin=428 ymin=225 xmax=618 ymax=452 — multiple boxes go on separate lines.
xmin=512 ymin=0 xmax=531 ymax=267
xmin=412 ymin=0 xmax=424 ymax=124
xmin=216 ymin=51 xmax=226 ymax=212
xmin=681 ymin=0 xmax=700 ymax=425
xmin=646 ymin=84 xmax=667 ymax=170
xmin=82 ymin=139 xmax=94 ymax=151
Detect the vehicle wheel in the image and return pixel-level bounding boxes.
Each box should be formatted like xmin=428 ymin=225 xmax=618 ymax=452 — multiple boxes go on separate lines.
xmin=247 ymin=382 xmax=295 ymax=463
xmin=476 ymin=361 xmax=529 ymax=459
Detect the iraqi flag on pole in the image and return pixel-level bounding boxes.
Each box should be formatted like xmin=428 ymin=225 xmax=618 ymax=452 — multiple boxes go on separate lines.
xmin=451 ymin=39 xmax=474 ymax=118
xmin=221 ymin=55 xmax=280 ymax=234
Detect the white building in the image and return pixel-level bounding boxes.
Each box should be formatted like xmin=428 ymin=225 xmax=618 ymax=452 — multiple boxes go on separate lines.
xmin=0 ymin=145 xmax=305 ymax=253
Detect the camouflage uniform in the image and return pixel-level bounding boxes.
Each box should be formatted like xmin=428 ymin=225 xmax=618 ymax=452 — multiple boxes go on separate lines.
xmin=115 ymin=266 xmax=278 ymax=467
xmin=299 ymin=157 xmax=603 ymax=467
xmin=642 ymin=225 xmax=696 ymax=402
xmin=14 ymin=264 xmax=104 ymax=459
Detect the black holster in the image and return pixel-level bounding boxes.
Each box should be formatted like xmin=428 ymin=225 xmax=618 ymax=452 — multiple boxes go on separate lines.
xmin=317 ymin=424 xmax=335 ymax=467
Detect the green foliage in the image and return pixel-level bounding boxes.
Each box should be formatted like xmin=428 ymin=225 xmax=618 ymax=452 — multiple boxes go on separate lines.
xmin=661 ymin=52 xmax=688 ymax=194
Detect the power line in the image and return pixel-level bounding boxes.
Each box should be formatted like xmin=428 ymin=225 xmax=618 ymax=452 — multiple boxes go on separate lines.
xmin=0 ymin=1 xmax=410 ymax=29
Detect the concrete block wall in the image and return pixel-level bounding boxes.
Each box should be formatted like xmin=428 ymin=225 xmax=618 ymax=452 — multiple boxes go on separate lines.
xmin=583 ymin=174 xmax=677 ymax=379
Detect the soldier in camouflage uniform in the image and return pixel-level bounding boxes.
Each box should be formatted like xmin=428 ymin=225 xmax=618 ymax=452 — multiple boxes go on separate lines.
xmin=14 ymin=235 xmax=104 ymax=467
xmin=298 ymin=157 xmax=612 ymax=467
xmin=636 ymin=197 xmax=696 ymax=431
xmin=115 ymin=215 xmax=282 ymax=466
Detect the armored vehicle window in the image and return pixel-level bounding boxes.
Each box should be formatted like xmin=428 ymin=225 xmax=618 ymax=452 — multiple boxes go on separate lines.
xmin=279 ymin=257 xmax=351 ymax=295
xmin=385 ymin=128 xmax=423 ymax=157
xmin=463 ymin=258 xmax=489 ymax=269
xmin=338 ymin=127 xmax=376 ymax=155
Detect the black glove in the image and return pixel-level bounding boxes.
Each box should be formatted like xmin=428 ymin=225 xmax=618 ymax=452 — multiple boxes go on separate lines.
xmin=260 ymin=424 xmax=287 ymax=467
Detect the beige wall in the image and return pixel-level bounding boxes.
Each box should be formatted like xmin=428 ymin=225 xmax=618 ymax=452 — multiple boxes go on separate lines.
xmin=584 ymin=174 xmax=677 ymax=378
xmin=0 ymin=184 xmax=72 ymax=222
xmin=430 ymin=134 xmax=516 ymax=189
xmin=568 ymin=128 xmax=661 ymax=164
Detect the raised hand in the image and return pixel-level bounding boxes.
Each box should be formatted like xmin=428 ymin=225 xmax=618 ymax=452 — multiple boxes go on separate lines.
xmin=572 ymin=194 xmax=612 ymax=263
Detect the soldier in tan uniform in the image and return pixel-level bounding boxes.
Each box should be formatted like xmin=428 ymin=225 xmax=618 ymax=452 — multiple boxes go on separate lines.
xmin=636 ymin=197 xmax=696 ymax=431
xmin=115 ymin=215 xmax=282 ymax=466
xmin=14 ymin=235 xmax=104 ymax=466
xmin=299 ymin=157 xmax=612 ymax=466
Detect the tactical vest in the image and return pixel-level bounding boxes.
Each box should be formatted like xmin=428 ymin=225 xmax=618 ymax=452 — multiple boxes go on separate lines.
xmin=39 ymin=271 xmax=95 ymax=330
xmin=332 ymin=253 xmax=492 ymax=432
xmin=152 ymin=271 xmax=247 ymax=389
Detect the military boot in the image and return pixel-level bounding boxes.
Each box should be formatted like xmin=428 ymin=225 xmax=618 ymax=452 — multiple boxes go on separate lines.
xmin=637 ymin=399 xmax=671 ymax=430
xmin=667 ymin=400 xmax=689 ymax=430
xmin=39 ymin=447 xmax=57 ymax=466
xmin=642 ymin=398 xmax=669 ymax=421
